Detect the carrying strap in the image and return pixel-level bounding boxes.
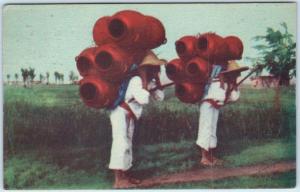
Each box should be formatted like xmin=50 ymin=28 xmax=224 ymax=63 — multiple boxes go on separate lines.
xmin=201 ymin=79 xmax=232 ymax=109
xmin=109 ymin=64 xmax=138 ymax=110
xmin=201 ymin=65 xmax=229 ymax=108
xmin=201 ymin=99 xmax=223 ymax=109
xmin=203 ymin=65 xmax=223 ymax=96
xmin=120 ymin=101 xmax=137 ymax=121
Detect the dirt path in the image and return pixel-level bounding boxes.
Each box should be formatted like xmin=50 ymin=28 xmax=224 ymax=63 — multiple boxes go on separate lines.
xmin=128 ymin=161 xmax=296 ymax=188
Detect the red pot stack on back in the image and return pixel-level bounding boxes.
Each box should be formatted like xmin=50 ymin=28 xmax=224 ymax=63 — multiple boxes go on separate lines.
xmin=76 ymin=10 xmax=167 ymax=108
xmin=166 ymin=33 xmax=243 ymax=104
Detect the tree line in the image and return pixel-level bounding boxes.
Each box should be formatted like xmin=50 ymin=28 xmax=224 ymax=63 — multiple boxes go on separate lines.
xmin=6 ymin=68 xmax=79 ymax=87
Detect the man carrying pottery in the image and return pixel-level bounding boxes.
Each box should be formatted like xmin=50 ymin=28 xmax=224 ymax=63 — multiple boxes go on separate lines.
xmin=196 ymin=60 xmax=248 ymax=166
xmin=109 ymin=50 xmax=166 ymax=188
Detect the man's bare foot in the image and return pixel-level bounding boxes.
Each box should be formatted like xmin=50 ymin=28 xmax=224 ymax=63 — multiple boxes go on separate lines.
xmin=113 ymin=175 xmax=142 ymax=189
xmin=113 ymin=179 xmax=131 ymax=189
xmin=200 ymin=157 xmax=224 ymax=167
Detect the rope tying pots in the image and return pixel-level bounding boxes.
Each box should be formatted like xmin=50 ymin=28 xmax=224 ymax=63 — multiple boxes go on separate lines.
xmin=77 ymin=10 xmax=167 ymax=109
xmin=170 ymin=32 xmax=244 ymax=104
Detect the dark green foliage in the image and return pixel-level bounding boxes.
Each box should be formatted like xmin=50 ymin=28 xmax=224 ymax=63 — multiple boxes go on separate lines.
xmin=252 ymin=23 xmax=296 ymax=85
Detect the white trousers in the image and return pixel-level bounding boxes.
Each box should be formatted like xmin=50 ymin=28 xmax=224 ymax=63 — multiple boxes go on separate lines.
xmin=109 ymin=107 xmax=135 ymax=171
xmin=196 ymin=102 xmax=220 ymax=151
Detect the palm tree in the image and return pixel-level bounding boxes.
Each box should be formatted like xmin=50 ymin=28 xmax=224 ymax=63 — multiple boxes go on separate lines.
xmin=60 ymin=73 xmax=64 ymax=84
xmin=21 ymin=68 xmax=29 ymax=88
xmin=46 ymin=72 xmax=50 ymax=85
xmin=54 ymin=71 xmax=59 ymax=84
xmin=28 ymin=68 xmax=36 ymax=85
xmin=6 ymin=74 xmax=10 ymax=84
xmin=69 ymin=71 xmax=75 ymax=84
xmin=14 ymin=73 xmax=18 ymax=82
xmin=39 ymin=74 xmax=45 ymax=83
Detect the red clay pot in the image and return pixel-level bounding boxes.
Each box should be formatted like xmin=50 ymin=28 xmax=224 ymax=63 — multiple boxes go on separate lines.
xmin=143 ymin=15 xmax=167 ymax=49
xmin=196 ymin=33 xmax=229 ymax=63
xmin=185 ymin=57 xmax=210 ymax=83
xmin=79 ymin=77 xmax=119 ymax=109
xmin=165 ymin=58 xmax=186 ymax=82
xmin=175 ymin=82 xmax=205 ymax=103
xmin=93 ymin=16 xmax=113 ymax=46
xmin=224 ymin=36 xmax=244 ymax=60
xmin=175 ymin=35 xmax=197 ymax=61
xmin=76 ymin=47 xmax=97 ymax=77
xmin=108 ymin=10 xmax=146 ymax=48
xmin=94 ymin=43 xmax=135 ymax=82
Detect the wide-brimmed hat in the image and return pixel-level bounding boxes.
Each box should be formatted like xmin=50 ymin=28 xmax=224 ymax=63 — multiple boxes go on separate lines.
xmin=139 ymin=50 xmax=167 ymax=66
xmin=219 ymin=60 xmax=249 ymax=75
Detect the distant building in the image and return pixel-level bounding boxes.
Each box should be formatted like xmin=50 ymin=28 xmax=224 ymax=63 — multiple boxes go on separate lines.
xmin=250 ymin=75 xmax=279 ymax=89
xmin=31 ymin=80 xmax=42 ymax=85
xmin=73 ymin=80 xmax=80 ymax=85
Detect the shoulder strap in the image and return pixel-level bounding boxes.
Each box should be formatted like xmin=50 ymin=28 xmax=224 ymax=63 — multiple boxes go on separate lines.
xmin=201 ymin=99 xmax=223 ymax=109
xmin=120 ymin=101 xmax=137 ymax=121
xmin=109 ymin=64 xmax=138 ymax=110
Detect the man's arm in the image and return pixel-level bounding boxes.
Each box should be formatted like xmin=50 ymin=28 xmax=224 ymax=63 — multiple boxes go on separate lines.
xmin=128 ymin=76 xmax=150 ymax=105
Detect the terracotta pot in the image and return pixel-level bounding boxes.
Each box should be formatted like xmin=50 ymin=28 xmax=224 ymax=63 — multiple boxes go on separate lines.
xmin=76 ymin=47 xmax=97 ymax=77
xmin=165 ymin=58 xmax=186 ymax=82
xmin=143 ymin=15 xmax=167 ymax=49
xmin=224 ymin=36 xmax=244 ymax=60
xmin=196 ymin=33 xmax=229 ymax=63
xmin=94 ymin=43 xmax=134 ymax=81
xmin=175 ymin=82 xmax=205 ymax=103
xmin=185 ymin=57 xmax=210 ymax=83
xmin=93 ymin=16 xmax=113 ymax=46
xmin=79 ymin=77 xmax=119 ymax=109
xmin=108 ymin=10 xmax=146 ymax=48
xmin=175 ymin=35 xmax=197 ymax=61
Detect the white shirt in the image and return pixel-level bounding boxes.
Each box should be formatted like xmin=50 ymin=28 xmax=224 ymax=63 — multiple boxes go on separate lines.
xmin=125 ymin=76 xmax=164 ymax=119
xmin=203 ymin=80 xmax=240 ymax=106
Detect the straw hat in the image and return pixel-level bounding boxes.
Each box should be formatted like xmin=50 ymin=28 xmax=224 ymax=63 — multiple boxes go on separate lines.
xmin=139 ymin=50 xmax=167 ymax=66
xmin=219 ymin=60 xmax=249 ymax=75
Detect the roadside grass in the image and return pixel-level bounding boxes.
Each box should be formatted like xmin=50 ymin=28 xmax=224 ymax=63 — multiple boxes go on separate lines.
xmin=4 ymin=137 xmax=295 ymax=189
xmin=4 ymin=153 xmax=112 ymax=189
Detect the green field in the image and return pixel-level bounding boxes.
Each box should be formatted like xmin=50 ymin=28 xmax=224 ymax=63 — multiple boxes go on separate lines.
xmin=3 ymin=84 xmax=296 ymax=189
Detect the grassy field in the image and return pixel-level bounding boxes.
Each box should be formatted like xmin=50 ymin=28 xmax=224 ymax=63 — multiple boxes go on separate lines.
xmin=3 ymin=84 xmax=296 ymax=189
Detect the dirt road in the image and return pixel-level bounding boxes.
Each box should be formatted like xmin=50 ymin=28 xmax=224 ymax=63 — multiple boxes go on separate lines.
xmin=127 ymin=161 xmax=296 ymax=188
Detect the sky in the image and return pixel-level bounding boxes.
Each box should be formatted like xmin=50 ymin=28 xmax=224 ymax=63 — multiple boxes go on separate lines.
xmin=2 ymin=3 xmax=297 ymax=83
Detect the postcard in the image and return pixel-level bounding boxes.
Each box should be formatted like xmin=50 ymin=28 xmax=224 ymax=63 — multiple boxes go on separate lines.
xmin=2 ymin=2 xmax=296 ymax=189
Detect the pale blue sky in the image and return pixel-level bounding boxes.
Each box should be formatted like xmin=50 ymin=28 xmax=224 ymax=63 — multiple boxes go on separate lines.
xmin=2 ymin=3 xmax=296 ymax=82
